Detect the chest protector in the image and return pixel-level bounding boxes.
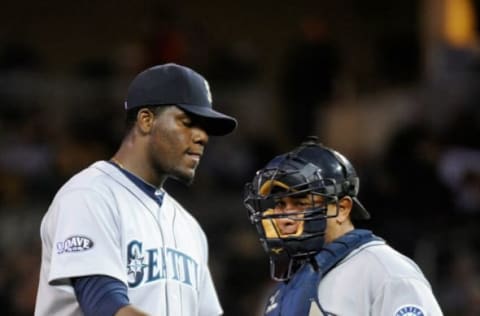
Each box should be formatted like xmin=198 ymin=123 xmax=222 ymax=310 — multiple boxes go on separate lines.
xmin=264 ymin=229 xmax=382 ymax=316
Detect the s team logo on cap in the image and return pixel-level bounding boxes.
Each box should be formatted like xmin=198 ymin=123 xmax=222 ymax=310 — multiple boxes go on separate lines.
xmin=203 ymin=79 xmax=212 ymax=104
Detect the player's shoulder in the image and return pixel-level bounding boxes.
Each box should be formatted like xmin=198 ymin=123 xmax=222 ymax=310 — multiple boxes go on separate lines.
xmin=347 ymin=241 xmax=424 ymax=280
xmin=55 ymin=161 xmax=118 ymax=197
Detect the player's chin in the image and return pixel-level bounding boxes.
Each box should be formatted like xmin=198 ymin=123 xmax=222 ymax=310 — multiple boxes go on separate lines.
xmin=171 ymin=167 xmax=196 ymax=185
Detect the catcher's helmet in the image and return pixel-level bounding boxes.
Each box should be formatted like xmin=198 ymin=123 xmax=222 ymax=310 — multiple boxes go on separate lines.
xmin=243 ymin=136 xmax=370 ymax=280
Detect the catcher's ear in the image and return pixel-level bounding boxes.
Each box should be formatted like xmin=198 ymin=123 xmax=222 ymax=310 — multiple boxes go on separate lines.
xmin=337 ymin=196 xmax=353 ymax=222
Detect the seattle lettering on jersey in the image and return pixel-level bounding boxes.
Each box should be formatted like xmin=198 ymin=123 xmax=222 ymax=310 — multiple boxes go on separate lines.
xmin=127 ymin=240 xmax=199 ymax=289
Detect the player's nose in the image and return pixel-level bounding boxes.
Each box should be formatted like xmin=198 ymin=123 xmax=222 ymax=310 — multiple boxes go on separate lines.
xmin=277 ymin=218 xmax=300 ymax=235
xmin=193 ymin=126 xmax=209 ymax=146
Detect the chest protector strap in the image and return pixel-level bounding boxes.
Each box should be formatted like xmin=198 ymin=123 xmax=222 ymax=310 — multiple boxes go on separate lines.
xmin=264 ymin=229 xmax=382 ymax=316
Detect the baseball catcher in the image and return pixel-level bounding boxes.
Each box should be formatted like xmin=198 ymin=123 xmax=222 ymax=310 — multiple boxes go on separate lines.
xmin=244 ymin=136 xmax=443 ymax=316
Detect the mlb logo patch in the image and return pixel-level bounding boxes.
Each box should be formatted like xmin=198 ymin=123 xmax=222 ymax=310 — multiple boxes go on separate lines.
xmin=395 ymin=305 xmax=425 ymax=316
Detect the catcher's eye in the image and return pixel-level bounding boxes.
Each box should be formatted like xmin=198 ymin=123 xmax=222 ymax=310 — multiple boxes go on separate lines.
xmin=273 ymin=197 xmax=312 ymax=213
xmin=274 ymin=200 xmax=286 ymax=210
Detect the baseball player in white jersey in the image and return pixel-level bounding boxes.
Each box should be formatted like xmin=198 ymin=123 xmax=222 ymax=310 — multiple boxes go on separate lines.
xmin=35 ymin=63 xmax=237 ymax=316
xmin=244 ymin=137 xmax=443 ymax=316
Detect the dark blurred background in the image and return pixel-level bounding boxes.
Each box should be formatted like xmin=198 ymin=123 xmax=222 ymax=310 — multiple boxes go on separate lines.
xmin=0 ymin=0 xmax=479 ymax=315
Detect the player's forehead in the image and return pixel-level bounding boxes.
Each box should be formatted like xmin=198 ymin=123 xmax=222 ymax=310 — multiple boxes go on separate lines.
xmin=165 ymin=105 xmax=204 ymax=124
xmin=152 ymin=105 xmax=202 ymax=125
xmin=170 ymin=105 xmax=191 ymax=120
xmin=153 ymin=104 xmax=185 ymax=116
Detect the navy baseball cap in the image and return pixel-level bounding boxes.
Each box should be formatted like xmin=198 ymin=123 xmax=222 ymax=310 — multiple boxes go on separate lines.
xmin=124 ymin=63 xmax=237 ymax=136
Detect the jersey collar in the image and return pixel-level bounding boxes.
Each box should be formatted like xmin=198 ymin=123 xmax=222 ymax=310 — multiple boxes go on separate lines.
xmin=107 ymin=160 xmax=164 ymax=206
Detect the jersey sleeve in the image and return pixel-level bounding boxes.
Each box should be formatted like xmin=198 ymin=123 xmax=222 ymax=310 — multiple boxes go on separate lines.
xmin=46 ymin=188 xmax=126 ymax=286
xmin=372 ymin=277 xmax=444 ymax=316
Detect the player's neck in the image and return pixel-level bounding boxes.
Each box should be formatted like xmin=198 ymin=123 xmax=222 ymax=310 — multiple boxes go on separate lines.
xmin=110 ymin=157 xmax=126 ymax=169
xmin=113 ymin=135 xmax=169 ymax=188
xmin=110 ymin=155 xmax=165 ymax=189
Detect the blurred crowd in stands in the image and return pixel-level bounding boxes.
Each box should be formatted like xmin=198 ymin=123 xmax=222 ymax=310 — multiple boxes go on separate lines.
xmin=0 ymin=9 xmax=479 ymax=316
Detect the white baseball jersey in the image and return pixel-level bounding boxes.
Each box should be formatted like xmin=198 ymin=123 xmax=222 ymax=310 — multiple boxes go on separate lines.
xmin=35 ymin=161 xmax=222 ymax=316
xmin=316 ymin=240 xmax=443 ymax=316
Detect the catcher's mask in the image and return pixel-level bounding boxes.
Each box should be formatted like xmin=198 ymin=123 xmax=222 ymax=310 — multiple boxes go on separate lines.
xmin=243 ymin=136 xmax=370 ymax=281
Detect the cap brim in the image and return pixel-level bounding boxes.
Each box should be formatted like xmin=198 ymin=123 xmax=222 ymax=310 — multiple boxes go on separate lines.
xmin=352 ymin=197 xmax=370 ymax=220
xmin=176 ymin=104 xmax=237 ymax=136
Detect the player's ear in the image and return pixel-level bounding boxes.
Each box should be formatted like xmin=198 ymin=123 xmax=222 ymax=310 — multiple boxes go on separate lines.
xmin=136 ymin=108 xmax=155 ymax=134
xmin=337 ymin=196 xmax=353 ymax=223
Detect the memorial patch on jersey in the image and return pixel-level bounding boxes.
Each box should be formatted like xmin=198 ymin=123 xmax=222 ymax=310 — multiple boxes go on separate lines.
xmin=394 ymin=305 xmax=425 ymax=316
xmin=56 ymin=236 xmax=94 ymax=254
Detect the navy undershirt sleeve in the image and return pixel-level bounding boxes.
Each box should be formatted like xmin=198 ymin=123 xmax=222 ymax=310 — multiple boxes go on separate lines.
xmin=72 ymin=275 xmax=130 ymax=316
